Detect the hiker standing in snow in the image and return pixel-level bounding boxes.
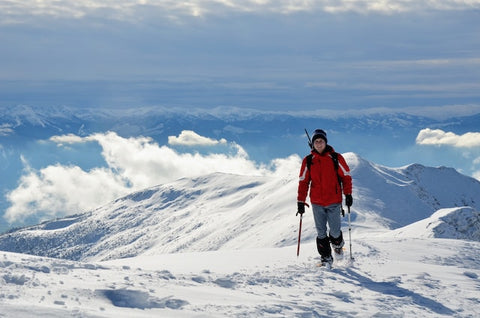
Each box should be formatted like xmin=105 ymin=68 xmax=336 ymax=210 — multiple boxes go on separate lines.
xmin=297 ymin=129 xmax=353 ymax=266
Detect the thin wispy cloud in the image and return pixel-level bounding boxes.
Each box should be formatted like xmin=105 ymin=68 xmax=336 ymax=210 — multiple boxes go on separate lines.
xmin=1 ymin=0 xmax=479 ymax=25
xmin=0 ymin=124 xmax=14 ymax=136
xmin=49 ymin=133 xmax=90 ymax=146
xmin=306 ymin=82 xmax=480 ymax=94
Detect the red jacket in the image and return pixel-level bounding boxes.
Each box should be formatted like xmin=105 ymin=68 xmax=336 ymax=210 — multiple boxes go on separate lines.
xmin=297 ymin=146 xmax=352 ymax=206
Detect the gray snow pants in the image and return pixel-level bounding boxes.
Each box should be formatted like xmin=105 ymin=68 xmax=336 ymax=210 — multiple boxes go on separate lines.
xmin=312 ymin=203 xmax=342 ymax=240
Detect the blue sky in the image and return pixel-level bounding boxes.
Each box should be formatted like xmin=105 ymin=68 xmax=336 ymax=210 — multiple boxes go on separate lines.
xmin=1 ymin=1 xmax=480 ymax=231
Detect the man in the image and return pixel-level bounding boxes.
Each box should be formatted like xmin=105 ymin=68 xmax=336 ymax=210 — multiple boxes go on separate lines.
xmin=297 ymin=129 xmax=353 ymax=267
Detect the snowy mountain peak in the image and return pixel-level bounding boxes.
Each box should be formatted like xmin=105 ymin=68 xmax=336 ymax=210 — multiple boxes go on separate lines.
xmin=350 ymin=156 xmax=479 ymax=228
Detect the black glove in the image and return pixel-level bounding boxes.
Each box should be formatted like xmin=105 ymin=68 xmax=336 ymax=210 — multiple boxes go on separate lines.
xmin=296 ymin=201 xmax=305 ymax=216
xmin=345 ymin=194 xmax=353 ymax=207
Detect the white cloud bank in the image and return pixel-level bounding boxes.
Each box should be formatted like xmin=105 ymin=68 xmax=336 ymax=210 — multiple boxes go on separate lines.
xmin=416 ymin=128 xmax=480 ymax=181
xmin=5 ymin=131 xmax=300 ymax=224
xmin=416 ymin=128 xmax=480 ymax=148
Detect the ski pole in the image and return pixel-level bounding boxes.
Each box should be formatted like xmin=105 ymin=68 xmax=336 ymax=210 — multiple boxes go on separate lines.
xmin=296 ymin=214 xmax=303 ymax=257
xmin=347 ymin=206 xmax=354 ymax=260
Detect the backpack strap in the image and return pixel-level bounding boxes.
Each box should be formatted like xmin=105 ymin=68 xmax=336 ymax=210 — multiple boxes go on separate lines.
xmin=306 ymin=154 xmax=313 ymax=170
xmin=330 ymin=152 xmax=343 ymax=188
xmin=331 ymin=152 xmax=339 ymax=171
xmin=330 ymin=152 xmax=346 ymax=216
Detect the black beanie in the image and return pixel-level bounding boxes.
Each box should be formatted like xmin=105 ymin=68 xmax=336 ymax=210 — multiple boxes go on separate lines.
xmin=311 ymin=129 xmax=328 ymax=144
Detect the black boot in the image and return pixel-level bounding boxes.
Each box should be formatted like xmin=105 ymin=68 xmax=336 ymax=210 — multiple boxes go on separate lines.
xmin=329 ymin=232 xmax=345 ymax=257
xmin=316 ymin=236 xmax=332 ymax=266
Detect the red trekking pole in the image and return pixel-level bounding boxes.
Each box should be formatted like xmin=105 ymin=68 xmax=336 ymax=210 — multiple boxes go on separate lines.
xmin=296 ymin=214 xmax=303 ymax=257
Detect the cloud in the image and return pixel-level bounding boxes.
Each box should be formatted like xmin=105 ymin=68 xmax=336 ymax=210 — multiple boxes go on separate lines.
xmin=5 ymin=155 xmax=128 ymax=223
xmin=92 ymin=131 xmax=262 ymax=188
xmin=474 ymin=158 xmax=480 ymax=179
xmin=416 ymin=128 xmax=480 ymax=181
xmin=168 ymin=130 xmax=227 ymax=146
xmin=2 ymin=0 xmax=478 ymax=112
xmin=0 ymin=124 xmax=14 ymax=136
xmin=416 ymin=128 xmax=480 ymax=148
xmin=474 ymin=170 xmax=480 ymax=180
xmin=5 ymin=131 xmax=300 ymax=224
xmin=49 ymin=133 xmax=90 ymax=146
xmin=1 ymin=0 xmax=479 ymax=25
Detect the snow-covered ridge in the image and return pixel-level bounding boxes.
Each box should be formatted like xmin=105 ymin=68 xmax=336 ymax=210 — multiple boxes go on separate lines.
xmin=345 ymin=152 xmax=479 ymax=228
xmin=1 ymin=154 xmax=479 ymax=263
xmin=387 ymin=207 xmax=480 ymax=240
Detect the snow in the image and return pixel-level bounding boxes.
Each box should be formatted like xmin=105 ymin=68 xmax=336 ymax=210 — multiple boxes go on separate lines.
xmin=1 ymin=154 xmax=480 ymax=317
xmin=387 ymin=207 xmax=480 ymax=240
xmin=1 ymin=238 xmax=479 ymax=317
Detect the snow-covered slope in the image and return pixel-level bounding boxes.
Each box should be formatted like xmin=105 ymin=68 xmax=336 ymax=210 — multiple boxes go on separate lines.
xmin=0 ymin=154 xmax=479 ymax=263
xmin=0 ymin=173 xmax=300 ymax=261
xmin=387 ymin=206 xmax=480 ymax=240
xmin=1 ymin=236 xmax=479 ymax=317
xmin=347 ymin=153 xmax=479 ymax=228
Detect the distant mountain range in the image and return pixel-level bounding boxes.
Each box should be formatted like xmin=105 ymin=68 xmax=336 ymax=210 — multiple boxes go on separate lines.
xmin=3 ymin=105 xmax=480 ymax=138
xmin=1 ymin=153 xmax=478 ymax=261
xmin=2 ymin=104 xmax=480 ymax=165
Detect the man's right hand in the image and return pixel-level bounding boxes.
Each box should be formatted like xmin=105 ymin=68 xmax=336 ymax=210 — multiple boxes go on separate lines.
xmin=296 ymin=201 xmax=305 ymax=216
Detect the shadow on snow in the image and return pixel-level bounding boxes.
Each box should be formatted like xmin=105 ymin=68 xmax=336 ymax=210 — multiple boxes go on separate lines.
xmin=339 ymin=268 xmax=455 ymax=315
